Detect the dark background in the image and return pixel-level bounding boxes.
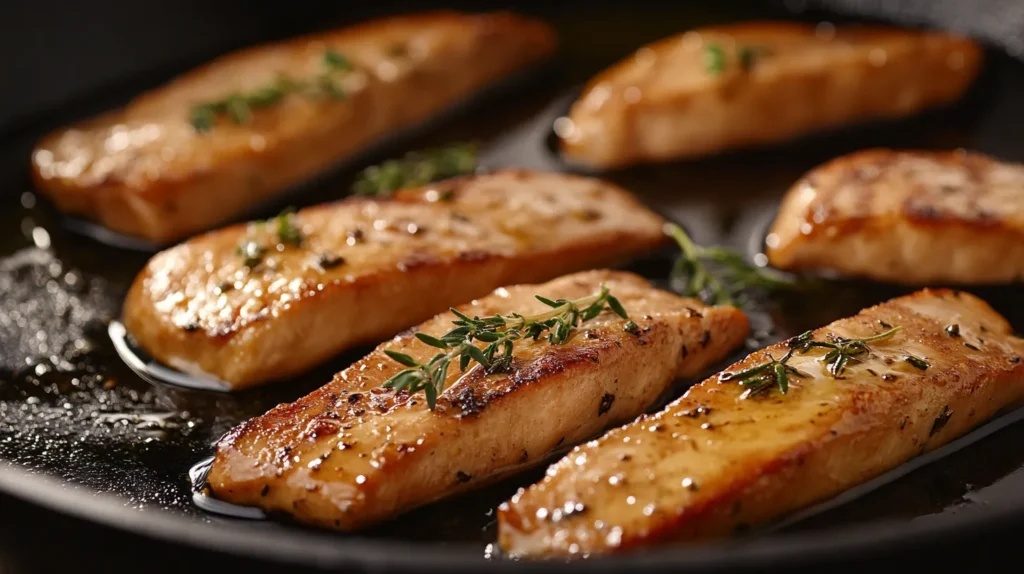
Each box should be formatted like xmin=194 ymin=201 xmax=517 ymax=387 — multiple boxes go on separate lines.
xmin=3 ymin=1 xmax=1024 ymax=572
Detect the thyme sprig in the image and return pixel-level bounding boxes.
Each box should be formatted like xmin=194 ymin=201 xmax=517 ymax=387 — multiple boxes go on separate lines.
xmin=722 ymin=326 xmax=916 ymax=398
xmin=382 ymin=285 xmax=629 ymax=409
xmin=352 ymin=142 xmax=478 ymax=197
xmin=705 ymin=44 xmax=771 ymax=75
xmin=719 ymin=348 xmax=808 ymax=399
xmin=667 ymin=223 xmax=797 ymax=306
xmin=191 ymin=49 xmax=353 ymax=132
xmin=789 ymin=327 xmax=903 ymax=378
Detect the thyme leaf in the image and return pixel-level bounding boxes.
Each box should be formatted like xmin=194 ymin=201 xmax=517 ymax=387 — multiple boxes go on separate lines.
xmin=705 ymin=44 xmax=727 ymax=74
xmin=789 ymin=327 xmax=904 ymax=378
xmin=274 ymin=207 xmax=303 ymax=246
xmin=190 ymin=48 xmax=354 ymax=132
xmin=666 ymin=223 xmax=798 ymax=307
xmin=382 ymin=284 xmax=628 ymax=409
xmin=722 ymin=326 xmax=909 ymax=398
xmin=352 ymin=142 xmax=478 ymax=197
xmin=719 ymin=348 xmax=807 ymax=399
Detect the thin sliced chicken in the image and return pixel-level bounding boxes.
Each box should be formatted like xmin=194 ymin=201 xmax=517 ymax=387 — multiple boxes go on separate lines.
xmin=558 ymin=22 xmax=981 ymax=169
xmin=123 ymin=171 xmax=667 ymax=389
xmin=31 ymin=11 xmax=556 ymax=243
xmin=499 ymin=289 xmax=1024 ymax=557
xmin=767 ymin=149 xmax=1024 ymax=284
xmin=206 ymin=270 xmax=749 ymax=530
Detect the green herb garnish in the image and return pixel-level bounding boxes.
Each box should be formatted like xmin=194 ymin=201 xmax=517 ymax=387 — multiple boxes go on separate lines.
xmin=274 ymin=207 xmax=303 ymax=246
xmin=382 ymin=285 xmax=629 ymax=409
xmin=190 ymin=49 xmax=354 ymax=132
xmin=705 ymin=44 xmax=727 ymax=74
xmin=789 ymin=327 xmax=903 ymax=378
xmin=352 ymin=143 xmax=478 ymax=197
xmin=667 ymin=223 xmax=797 ymax=307
xmin=719 ymin=348 xmax=807 ymax=398
xmin=722 ymin=326 xmax=908 ymax=398
xmin=323 ymin=49 xmax=353 ymax=71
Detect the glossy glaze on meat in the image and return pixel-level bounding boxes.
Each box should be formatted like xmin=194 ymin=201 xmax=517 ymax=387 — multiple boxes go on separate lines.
xmin=123 ymin=170 xmax=668 ymax=389
xmin=498 ymin=289 xmax=1024 ymax=557
xmin=31 ymin=11 xmax=556 ymax=243
xmin=767 ymin=149 xmax=1024 ymax=284
xmin=558 ymin=22 xmax=981 ymax=169
xmin=206 ymin=270 xmax=749 ymax=530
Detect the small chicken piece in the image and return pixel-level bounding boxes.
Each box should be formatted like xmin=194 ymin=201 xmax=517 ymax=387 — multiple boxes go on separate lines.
xmin=766 ymin=149 xmax=1024 ymax=284
xmin=206 ymin=270 xmax=749 ymax=531
xmin=31 ymin=11 xmax=556 ymax=244
xmin=558 ymin=22 xmax=981 ymax=169
xmin=498 ymin=289 xmax=1024 ymax=557
xmin=123 ymin=170 xmax=668 ymax=390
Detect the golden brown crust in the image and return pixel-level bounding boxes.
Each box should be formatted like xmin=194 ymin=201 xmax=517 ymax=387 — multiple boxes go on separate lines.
xmin=122 ymin=170 xmax=668 ymax=389
xmin=31 ymin=11 xmax=557 ymax=244
xmin=207 ymin=270 xmax=749 ymax=530
xmin=559 ymin=22 xmax=982 ymax=168
xmin=498 ymin=288 xmax=1024 ymax=557
xmin=766 ymin=149 xmax=1024 ymax=284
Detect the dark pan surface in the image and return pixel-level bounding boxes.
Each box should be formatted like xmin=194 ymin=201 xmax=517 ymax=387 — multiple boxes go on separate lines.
xmin=2 ymin=2 xmax=1024 ymax=572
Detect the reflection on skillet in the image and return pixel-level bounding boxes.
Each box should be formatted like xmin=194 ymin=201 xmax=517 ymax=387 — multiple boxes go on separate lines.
xmin=3 ymin=4 xmax=1024 ymax=565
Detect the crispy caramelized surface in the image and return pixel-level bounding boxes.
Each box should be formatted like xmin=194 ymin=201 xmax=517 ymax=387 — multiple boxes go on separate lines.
xmin=206 ymin=270 xmax=749 ymax=531
xmin=767 ymin=149 xmax=1024 ymax=284
xmin=558 ymin=22 xmax=981 ymax=169
xmin=498 ymin=289 xmax=1024 ymax=557
xmin=123 ymin=171 xmax=668 ymax=389
xmin=31 ymin=11 xmax=556 ymax=243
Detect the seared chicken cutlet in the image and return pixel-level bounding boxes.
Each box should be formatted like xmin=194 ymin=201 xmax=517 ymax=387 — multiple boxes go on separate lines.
xmin=558 ymin=22 xmax=981 ymax=169
xmin=206 ymin=270 xmax=749 ymax=530
xmin=31 ymin=12 xmax=556 ymax=244
xmin=499 ymin=289 xmax=1024 ymax=557
xmin=767 ymin=149 xmax=1024 ymax=284
xmin=123 ymin=171 xmax=667 ymax=389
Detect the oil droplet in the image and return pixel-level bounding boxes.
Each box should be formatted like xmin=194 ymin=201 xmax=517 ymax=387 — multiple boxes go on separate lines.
xmin=355 ymin=474 xmax=366 ymax=484
xmin=553 ymin=116 xmax=576 ymax=140
xmin=32 ymin=227 xmax=51 ymax=249
xmin=626 ymin=495 xmax=636 ymax=505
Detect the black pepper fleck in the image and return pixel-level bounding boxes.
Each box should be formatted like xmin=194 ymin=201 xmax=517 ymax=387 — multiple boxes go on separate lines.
xmin=930 ymin=406 xmax=952 ymax=436
xmin=598 ymin=393 xmax=615 ymax=416
xmin=945 ymin=324 xmax=960 ymax=337
xmin=700 ymin=331 xmax=711 ymax=348
xmin=456 ymin=471 xmax=472 ymax=483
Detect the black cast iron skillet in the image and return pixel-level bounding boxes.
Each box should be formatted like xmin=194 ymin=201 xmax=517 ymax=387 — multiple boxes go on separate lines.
xmin=2 ymin=1 xmax=1024 ymax=572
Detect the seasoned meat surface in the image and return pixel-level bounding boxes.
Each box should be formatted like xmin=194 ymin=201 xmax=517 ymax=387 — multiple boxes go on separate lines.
xmin=207 ymin=270 xmax=750 ymax=530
